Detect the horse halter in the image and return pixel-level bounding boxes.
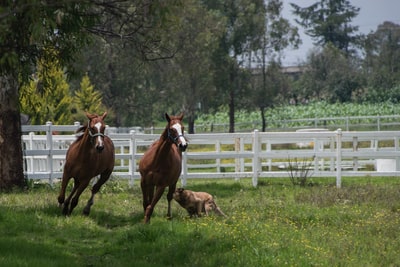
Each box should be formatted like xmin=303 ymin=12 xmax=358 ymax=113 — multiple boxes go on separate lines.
xmin=88 ymin=120 xmax=106 ymax=151
xmin=167 ymin=122 xmax=187 ymax=152
xmin=167 ymin=128 xmax=184 ymax=144
xmin=88 ymin=128 xmax=105 ymax=138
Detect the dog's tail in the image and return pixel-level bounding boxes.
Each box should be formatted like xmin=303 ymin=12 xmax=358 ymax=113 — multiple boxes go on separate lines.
xmin=211 ymin=200 xmax=227 ymax=217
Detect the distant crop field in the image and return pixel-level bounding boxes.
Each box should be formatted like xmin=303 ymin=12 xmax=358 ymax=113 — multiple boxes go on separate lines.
xmin=1 ymin=177 xmax=399 ymax=266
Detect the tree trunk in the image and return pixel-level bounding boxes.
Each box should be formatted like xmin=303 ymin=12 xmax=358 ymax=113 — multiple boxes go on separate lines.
xmin=188 ymin=114 xmax=195 ymax=134
xmin=260 ymin=107 xmax=266 ymax=132
xmin=228 ymin=89 xmax=235 ymax=133
xmin=228 ymin=64 xmax=235 ymax=133
xmin=0 ymin=74 xmax=26 ymax=190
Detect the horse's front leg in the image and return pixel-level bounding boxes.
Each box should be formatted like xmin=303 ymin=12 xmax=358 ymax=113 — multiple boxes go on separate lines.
xmin=166 ymin=183 xmax=177 ymax=219
xmin=61 ymin=179 xmax=79 ymax=216
xmin=58 ymin=171 xmax=72 ymax=206
xmin=144 ymin=186 xmax=165 ymax=224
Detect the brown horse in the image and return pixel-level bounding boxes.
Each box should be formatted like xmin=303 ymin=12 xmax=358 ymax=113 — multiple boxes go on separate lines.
xmin=140 ymin=113 xmax=188 ymax=223
xmin=57 ymin=112 xmax=115 ymax=216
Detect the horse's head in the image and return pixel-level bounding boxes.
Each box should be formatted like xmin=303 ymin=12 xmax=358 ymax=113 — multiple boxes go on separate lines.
xmin=165 ymin=113 xmax=188 ymax=152
xmin=86 ymin=111 xmax=107 ymax=152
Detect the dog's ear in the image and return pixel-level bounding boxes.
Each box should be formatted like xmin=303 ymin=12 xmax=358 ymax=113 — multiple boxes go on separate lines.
xmin=177 ymin=188 xmax=184 ymax=193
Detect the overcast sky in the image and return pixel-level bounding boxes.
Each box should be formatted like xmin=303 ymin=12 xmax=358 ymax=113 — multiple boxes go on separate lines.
xmin=281 ymin=0 xmax=400 ymax=66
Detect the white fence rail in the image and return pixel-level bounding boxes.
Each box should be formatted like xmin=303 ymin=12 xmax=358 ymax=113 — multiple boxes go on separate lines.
xmin=137 ymin=115 xmax=400 ymax=133
xmin=22 ymin=122 xmax=400 ymax=188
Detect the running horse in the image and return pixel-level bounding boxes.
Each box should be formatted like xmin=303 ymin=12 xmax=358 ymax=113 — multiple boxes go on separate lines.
xmin=140 ymin=113 xmax=188 ymax=223
xmin=57 ymin=112 xmax=115 ymax=216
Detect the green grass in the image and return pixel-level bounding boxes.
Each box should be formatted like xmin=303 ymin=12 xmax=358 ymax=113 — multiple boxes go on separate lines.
xmin=1 ymin=177 xmax=400 ymax=266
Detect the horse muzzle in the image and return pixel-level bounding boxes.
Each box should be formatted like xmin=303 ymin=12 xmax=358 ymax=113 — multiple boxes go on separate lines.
xmin=178 ymin=143 xmax=187 ymax=152
xmin=96 ymin=145 xmax=104 ymax=152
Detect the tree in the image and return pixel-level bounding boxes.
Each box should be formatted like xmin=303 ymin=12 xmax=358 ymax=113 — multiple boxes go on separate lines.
xmin=20 ymin=54 xmax=73 ymax=125
xmin=203 ymin=0 xmax=266 ymax=132
xmin=291 ymin=0 xmax=361 ymax=55
xmin=363 ymin=21 xmax=400 ymax=91
xmin=151 ymin=0 xmax=224 ymax=133
xmin=0 ymin=1 xmax=92 ymax=189
xmin=250 ymin=0 xmax=300 ymax=132
xmin=73 ymin=73 xmax=106 ymax=122
xmin=251 ymin=61 xmax=289 ymax=131
xmin=0 ymin=0 xmax=183 ymax=190
xmin=295 ymin=44 xmax=360 ymax=102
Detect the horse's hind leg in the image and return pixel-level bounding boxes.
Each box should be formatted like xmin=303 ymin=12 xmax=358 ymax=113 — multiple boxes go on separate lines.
xmin=68 ymin=179 xmax=90 ymax=215
xmin=83 ymin=173 xmax=111 ymax=216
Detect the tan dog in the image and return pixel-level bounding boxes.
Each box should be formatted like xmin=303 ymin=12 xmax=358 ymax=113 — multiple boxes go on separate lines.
xmin=173 ymin=188 xmax=227 ymax=217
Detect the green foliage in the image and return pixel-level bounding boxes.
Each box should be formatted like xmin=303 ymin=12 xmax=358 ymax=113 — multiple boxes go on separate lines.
xmin=363 ymin=21 xmax=400 ymax=90
xmin=196 ymin=101 xmax=400 ymax=128
xmin=1 ymin=178 xmax=400 ymax=266
xmin=73 ymin=73 xmax=106 ymax=121
xmin=294 ymin=44 xmax=361 ymax=102
xmin=20 ymin=55 xmax=73 ymax=125
xmin=291 ymin=0 xmax=361 ymax=55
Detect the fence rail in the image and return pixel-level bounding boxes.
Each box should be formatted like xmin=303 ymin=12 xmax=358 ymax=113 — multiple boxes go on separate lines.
xmin=133 ymin=115 xmax=400 ymax=134
xmin=22 ymin=122 xmax=400 ymax=188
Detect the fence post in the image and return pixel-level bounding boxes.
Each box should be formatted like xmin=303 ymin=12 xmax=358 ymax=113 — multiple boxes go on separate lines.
xmin=352 ymin=136 xmax=358 ymax=171
xmin=336 ymin=128 xmax=342 ymax=188
xmin=182 ymin=150 xmax=188 ymax=187
xmin=129 ymin=130 xmax=136 ymax=187
xmin=46 ymin=121 xmax=54 ymax=187
xmin=252 ymin=130 xmax=260 ymax=187
xmin=234 ymin=138 xmax=240 ymax=181
xmin=28 ymin=132 xmax=35 ymax=174
xmin=74 ymin=121 xmax=81 ymax=130
xmin=216 ymin=140 xmax=221 ymax=173
xmin=377 ymin=116 xmax=381 ymax=131
xmin=395 ymin=136 xmax=400 ymax=171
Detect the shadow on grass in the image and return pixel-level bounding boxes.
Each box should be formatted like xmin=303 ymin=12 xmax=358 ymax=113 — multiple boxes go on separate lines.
xmin=90 ymin=209 xmax=144 ymax=228
xmin=0 ymin=237 xmax=78 ymax=267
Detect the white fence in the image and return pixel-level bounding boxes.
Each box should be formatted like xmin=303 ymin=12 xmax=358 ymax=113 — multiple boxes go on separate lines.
xmin=22 ymin=122 xmax=400 ymax=188
xmin=138 ymin=115 xmax=400 ymax=133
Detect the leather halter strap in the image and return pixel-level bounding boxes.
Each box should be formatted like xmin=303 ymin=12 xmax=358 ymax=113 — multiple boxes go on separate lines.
xmin=88 ymin=129 xmax=105 ymax=138
xmin=167 ymin=128 xmax=183 ymax=144
xmin=88 ymin=120 xmax=105 ymax=138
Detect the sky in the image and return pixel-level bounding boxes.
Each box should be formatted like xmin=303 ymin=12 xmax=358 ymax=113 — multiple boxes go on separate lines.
xmin=281 ymin=0 xmax=400 ymax=66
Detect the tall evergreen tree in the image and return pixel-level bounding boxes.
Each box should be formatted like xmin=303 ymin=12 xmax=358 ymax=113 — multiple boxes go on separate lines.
xmin=20 ymin=53 xmax=73 ymax=125
xmin=73 ymin=73 xmax=106 ymax=122
xmin=291 ymin=0 xmax=361 ymax=55
xmin=363 ymin=21 xmax=400 ymax=91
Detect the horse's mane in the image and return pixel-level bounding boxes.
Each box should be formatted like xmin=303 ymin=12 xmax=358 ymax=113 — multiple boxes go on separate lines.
xmin=75 ymin=123 xmax=88 ymax=141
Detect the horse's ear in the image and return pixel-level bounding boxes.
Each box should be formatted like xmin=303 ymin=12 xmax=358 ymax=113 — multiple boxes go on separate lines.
xmin=86 ymin=112 xmax=95 ymax=120
xmin=101 ymin=111 xmax=108 ymax=120
xmin=177 ymin=113 xmax=184 ymax=120
xmin=165 ymin=113 xmax=171 ymax=122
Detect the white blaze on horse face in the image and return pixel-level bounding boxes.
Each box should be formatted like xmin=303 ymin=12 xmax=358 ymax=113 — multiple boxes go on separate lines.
xmin=172 ymin=123 xmax=187 ymax=146
xmin=95 ymin=122 xmax=104 ymax=146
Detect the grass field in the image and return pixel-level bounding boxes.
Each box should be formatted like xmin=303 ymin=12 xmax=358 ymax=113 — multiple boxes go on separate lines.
xmin=1 ymin=177 xmax=399 ymax=267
